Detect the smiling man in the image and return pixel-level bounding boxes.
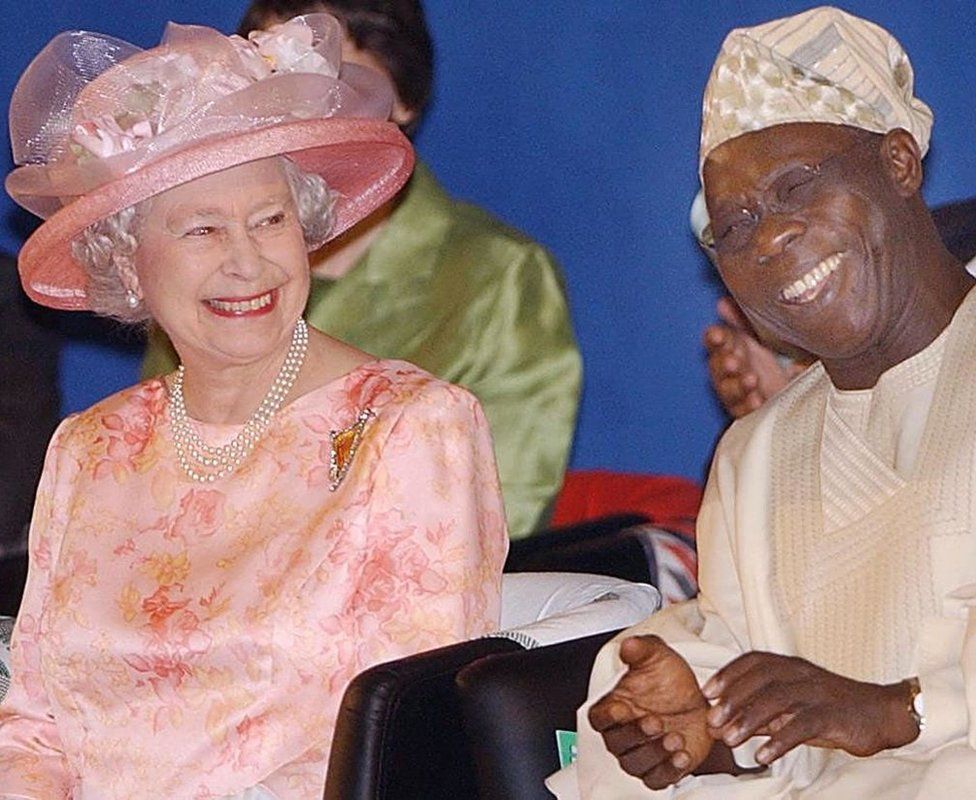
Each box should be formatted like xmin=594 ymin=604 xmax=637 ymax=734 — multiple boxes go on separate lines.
xmin=548 ymin=7 xmax=976 ymax=799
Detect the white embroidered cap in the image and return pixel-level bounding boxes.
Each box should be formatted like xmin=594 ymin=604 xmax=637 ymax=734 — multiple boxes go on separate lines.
xmin=700 ymin=6 xmax=933 ymax=171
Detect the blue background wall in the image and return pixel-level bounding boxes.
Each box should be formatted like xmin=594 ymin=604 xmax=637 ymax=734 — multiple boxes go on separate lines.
xmin=3 ymin=1 xmax=975 ymax=484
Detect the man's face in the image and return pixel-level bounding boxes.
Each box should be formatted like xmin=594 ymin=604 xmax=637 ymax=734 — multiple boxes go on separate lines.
xmin=703 ymin=123 xmax=904 ymax=363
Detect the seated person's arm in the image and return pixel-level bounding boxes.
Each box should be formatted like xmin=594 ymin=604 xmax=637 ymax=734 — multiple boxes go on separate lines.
xmin=581 ymin=442 xmax=941 ymax=794
xmin=704 ymin=297 xmax=809 ymax=418
xmin=571 ymin=454 xmax=755 ymax=792
xmin=587 ymin=633 xmax=737 ymax=789
xmin=354 ymin=382 xmax=508 ymax=656
xmin=572 ymin=439 xmax=924 ymax=794
xmin=589 ymin=636 xmax=923 ymax=789
xmin=702 ymin=652 xmax=920 ymax=765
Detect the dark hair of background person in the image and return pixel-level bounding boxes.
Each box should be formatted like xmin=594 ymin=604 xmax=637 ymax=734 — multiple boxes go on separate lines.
xmin=933 ymin=196 xmax=976 ymax=264
xmin=237 ymin=0 xmax=434 ymax=135
xmin=0 ymin=255 xmax=60 ymax=561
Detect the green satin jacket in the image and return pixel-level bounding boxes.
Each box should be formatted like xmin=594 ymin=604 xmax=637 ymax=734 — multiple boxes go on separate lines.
xmin=142 ymin=162 xmax=582 ymax=538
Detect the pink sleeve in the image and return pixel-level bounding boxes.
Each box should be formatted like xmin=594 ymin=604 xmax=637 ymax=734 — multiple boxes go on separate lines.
xmin=0 ymin=423 xmax=75 ymax=799
xmin=357 ymin=381 xmax=509 ymax=664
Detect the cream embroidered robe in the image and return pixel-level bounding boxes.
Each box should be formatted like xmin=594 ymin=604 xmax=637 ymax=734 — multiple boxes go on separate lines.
xmin=550 ymin=287 xmax=976 ymax=800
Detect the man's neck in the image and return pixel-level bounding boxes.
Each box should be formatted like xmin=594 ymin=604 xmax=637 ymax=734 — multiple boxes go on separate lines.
xmin=824 ymin=244 xmax=973 ymax=390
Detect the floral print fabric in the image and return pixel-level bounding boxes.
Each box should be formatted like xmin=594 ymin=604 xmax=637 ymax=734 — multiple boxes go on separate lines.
xmin=0 ymin=360 xmax=507 ymax=799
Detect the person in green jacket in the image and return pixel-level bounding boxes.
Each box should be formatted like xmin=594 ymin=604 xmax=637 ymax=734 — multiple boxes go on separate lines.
xmin=142 ymin=0 xmax=582 ymax=539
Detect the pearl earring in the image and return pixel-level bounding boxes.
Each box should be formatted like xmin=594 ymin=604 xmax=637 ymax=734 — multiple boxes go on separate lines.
xmin=125 ymin=290 xmax=140 ymax=309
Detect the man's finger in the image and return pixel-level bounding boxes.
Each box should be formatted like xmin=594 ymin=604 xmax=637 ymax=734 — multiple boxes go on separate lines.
xmin=704 ymin=324 xmax=731 ymax=349
xmin=717 ymin=376 xmax=748 ymax=405
xmin=615 ymin=738 xmax=671 ymax=781
xmin=717 ymin=296 xmax=751 ymax=330
xmin=601 ymin=720 xmax=653 ymax=756
xmin=754 ymin=713 xmax=817 ymax=765
xmin=720 ymin=353 xmax=743 ymax=374
xmin=589 ymin=696 xmax=642 ymax=731
xmin=641 ymin=752 xmax=690 ymax=791
xmin=704 ymin=651 xmax=778 ymax=698
xmin=618 ymin=635 xmax=667 ymax=668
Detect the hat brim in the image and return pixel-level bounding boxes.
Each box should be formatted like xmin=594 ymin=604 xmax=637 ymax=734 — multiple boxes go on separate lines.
xmin=14 ymin=117 xmax=414 ymax=310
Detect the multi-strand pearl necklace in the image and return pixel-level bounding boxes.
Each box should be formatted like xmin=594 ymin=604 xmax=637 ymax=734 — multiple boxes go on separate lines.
xmin=169 ymin=317 xmax=309 ymax=483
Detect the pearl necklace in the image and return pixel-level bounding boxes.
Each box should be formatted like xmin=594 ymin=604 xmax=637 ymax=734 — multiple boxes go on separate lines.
xmin=169 ymin=317 xmax=309 ymax=483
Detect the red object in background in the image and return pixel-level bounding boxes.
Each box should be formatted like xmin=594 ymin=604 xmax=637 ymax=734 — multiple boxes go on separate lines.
xmin=551 ymin=470 xmax=702 ymax=538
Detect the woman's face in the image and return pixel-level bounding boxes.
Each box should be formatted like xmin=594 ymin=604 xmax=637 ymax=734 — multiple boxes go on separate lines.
xmin=132 ymin=158 xmax=310 ymax=370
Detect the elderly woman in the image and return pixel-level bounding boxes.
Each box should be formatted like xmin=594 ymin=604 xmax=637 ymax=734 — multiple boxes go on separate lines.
xmin=0 ymin=14 xmax=506 ymax=799
xmin=144 ymin=0 xmax=582 ymax=542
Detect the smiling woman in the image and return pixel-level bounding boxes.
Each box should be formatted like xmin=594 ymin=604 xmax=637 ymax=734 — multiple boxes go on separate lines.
xmin=0 ymin=13 xmax=507 ymax=800
xmin=124 ymin=160 xmax=315 ymax=378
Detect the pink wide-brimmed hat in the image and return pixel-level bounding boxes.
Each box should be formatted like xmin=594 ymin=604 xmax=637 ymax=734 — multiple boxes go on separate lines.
xmin=6 ymin=13 xmax=415 ymax=310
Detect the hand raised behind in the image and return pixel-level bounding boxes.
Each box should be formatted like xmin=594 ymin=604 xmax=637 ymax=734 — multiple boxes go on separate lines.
xmin=704 ymin=297 xmax=799 ymax=418
xmin=703 ymin=651 xmax=920 ymax=766
xmin=588 ymin=635 xmax=713 ymax=790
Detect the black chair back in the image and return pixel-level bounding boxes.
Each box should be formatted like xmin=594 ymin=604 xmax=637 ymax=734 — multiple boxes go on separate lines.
xmin=505 ymin=514 xmax=653 ymax=585
xmin=456 ymin=629 xmax=619 ymax=800
xmin=324 ymin=635 xmax=522 ymax=800
xmin=0 ymin=551 xmax=28 ymax=618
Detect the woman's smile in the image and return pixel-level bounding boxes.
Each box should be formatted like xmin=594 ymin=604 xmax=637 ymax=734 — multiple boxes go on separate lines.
xmin=205 ymin=288 xmax=279 ymax=317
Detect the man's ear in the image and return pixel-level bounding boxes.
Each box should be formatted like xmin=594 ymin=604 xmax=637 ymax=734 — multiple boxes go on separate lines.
xmin=880 ymin=128 xmax=923 ymax=197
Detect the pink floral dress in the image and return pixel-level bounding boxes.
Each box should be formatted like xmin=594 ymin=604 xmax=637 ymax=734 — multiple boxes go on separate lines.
xmin=0 ymin=360 xmax=507 ymax=799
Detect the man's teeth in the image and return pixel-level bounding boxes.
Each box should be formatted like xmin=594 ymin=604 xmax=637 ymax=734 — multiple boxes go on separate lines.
xmin=209 ymin=292 xmax=273 ymax=313
xmin=780 ymin=253 xmax=842 ymax=302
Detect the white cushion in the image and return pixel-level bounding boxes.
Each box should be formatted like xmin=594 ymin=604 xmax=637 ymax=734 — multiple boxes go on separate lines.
xmin=495 ymin=572 xmax=660 ymax=649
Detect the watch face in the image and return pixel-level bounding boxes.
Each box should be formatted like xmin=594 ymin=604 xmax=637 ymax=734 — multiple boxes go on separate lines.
xmin=913 ymin=690 xmax=925 ymax=717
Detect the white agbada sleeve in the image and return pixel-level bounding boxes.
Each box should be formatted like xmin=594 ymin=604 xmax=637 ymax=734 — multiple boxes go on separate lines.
xmin=551 ymin=294 xmax=976 ymax=798
xmin=548 ymin=413 xmax=827 ymax=799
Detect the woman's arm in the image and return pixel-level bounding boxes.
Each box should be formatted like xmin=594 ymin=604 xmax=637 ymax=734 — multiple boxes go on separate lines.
xmin=0 ymin=422 xmax=75 ymax=798
xmin=357 ymin=380 xmax=508 ymax=659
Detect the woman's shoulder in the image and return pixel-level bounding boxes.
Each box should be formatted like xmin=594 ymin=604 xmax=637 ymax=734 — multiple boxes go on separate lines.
xmin=301 ymin=359 xmax=482 ymax=426
xmin=56 ymin=378 xmax=169 ymax=445
xmin=353 ymin=359 xmax=480 ymax=412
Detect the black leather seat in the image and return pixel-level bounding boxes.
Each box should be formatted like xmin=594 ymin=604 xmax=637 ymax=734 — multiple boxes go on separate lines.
xmin=324 ymin=635 xmax=523 ymax=800
xmin=505 ymin=513 xmax=654 ymax=585
xmin=457 ymin=629 xmax=617 ymax=800
xmin=0 ymin=551 xmax=28 ymax=618
xmin=323 ymin=623 xmax=619 ymax=800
